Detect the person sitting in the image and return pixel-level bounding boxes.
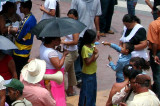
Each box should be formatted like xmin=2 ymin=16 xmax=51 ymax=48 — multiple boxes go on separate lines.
xmin=120 ymin=74 xmax=160 ymax=106
xmin=103 ymin=41 xmax=134 ymax=83
xmin=4 ymin=79 xmax=32 ymax=106
xmin=105 ymin=65 xmax=133 ymax=106
xmin=20 ymin=59 xmax=56 ymax=106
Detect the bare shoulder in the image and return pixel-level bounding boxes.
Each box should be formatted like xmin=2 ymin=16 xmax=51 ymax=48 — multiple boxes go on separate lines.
xmin=112 ymin=82 xmax=126 ymax=92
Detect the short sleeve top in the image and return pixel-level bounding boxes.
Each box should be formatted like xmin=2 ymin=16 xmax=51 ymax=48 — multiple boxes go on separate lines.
xmin=124 ymin=27 xmax=146 ymax=45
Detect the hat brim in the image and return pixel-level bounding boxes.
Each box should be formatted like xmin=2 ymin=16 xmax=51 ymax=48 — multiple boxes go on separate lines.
xmin=21 ymin=59 xmax=46 ymax=84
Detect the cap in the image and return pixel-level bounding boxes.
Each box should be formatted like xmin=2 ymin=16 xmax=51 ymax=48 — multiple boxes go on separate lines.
xmin=135 ymin=74 xmax=151 ymax=84
xmin=4 ymin=79 xmax=24 ymax=92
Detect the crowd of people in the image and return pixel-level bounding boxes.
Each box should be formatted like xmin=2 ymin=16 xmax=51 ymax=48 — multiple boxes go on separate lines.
xmin=0 ymin=0 xmax=160 ymax=106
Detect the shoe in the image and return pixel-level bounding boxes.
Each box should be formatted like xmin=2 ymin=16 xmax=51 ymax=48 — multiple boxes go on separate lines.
xmin=100 ymin=33 xmax=106 ymax=37
xmin=107 ymin=30 xmax=114 ymax=34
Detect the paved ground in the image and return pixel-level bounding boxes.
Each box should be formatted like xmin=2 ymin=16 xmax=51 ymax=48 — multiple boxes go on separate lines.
xmin=30 ymin=0 xmax=154 ymax=105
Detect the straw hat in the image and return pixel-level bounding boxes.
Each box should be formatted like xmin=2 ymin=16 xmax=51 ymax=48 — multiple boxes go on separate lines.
xmin=21 ymin=59 xmax=46 ymax=84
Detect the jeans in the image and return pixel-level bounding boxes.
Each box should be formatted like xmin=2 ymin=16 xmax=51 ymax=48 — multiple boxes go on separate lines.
xmin=74 ymin=37 xmax=83 ymax=81
xmin=100 ymin=0 xmax=115 ymax=33
xmin=127 ymin=0 xmax=135 ymax=15
xmin=78 ymin=73 xmax=97 ymax=106
xmin=149 ymin=51 xmax=160 ymax=100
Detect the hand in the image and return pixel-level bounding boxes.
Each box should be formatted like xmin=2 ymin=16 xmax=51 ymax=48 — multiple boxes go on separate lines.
xmin=120 ymin=102 xmax=127 ymax=106
xmin=102 ymin=41 xmax=110 ymax=46
xmin=63 ymin=50 xmax=68 ymax=56
xmin=93 ymin=46 xmax=98 ymax=55
xmin=154 ymin=56 xmax=160 ymax=65
xmin=40 ymin=5 xmax=45 ymax=11
xmin=108 ymin=55 xmax=112 ymax=61
xmin=124 ymin=83 xmax=131 ymax=93
xmin=61 ymin=39 xmax=65 ymax=44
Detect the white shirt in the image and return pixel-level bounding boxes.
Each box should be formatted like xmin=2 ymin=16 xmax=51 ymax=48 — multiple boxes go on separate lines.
xmin=71 ymin=0 xmax=102 ymax=37
xmin=0 ymin=75 xmax=5 ymax=90
xmin=41 ymin=0 xmax=56 ymax=20
xmin=63 ymin=34 xmax=77 ymax=51
xmin=40 ymin=44 xmax=63 ymax=69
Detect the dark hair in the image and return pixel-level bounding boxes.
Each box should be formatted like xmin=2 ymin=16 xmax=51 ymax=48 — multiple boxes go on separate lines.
xmin=129 ymin=69 xmax=142 ymax=80
xmin=20 ymin=0 xmax=32 ymax=11
xmin=56 ymin=1 xmax=60 ymax=17
xmin=82 ymin=29 xmax=96 ymax=45
xmin=130 ymin=57 xmax=150 ymax=70
xmin=67 ymin=9 xmax=78 ymax=18
xmin=124 ymin=42 xmax=134 ymax=54
xmin=0 ymin=2 xmax=15 ymax=14
xmin=122 ymin=14 xmax=141 ymax=24
xmin=79 ymin=29 xmax=96 ymax=55
xmin=123 ymin=64 xmax=133 ymax=78
xmin=44 ymin=37 xmax=60 ymax=44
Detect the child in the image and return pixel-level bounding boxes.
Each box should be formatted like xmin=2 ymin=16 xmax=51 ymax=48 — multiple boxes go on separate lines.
xmin=79 ymin=29 xmax=99 ymax=106
xmin=103 ymin=41 xmax=134 ymax=83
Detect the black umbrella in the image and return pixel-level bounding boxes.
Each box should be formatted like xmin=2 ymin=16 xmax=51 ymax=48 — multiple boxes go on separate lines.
xmin=31 ymin=17 xmax=86 ymax=37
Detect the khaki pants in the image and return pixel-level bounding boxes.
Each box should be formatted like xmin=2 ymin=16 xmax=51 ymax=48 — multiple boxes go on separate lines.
xmin=64 ymin=50 xmax=79 ymax=87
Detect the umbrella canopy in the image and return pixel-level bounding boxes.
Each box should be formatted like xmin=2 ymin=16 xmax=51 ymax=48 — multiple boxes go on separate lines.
xmin=4 ymin=0 xmax=28 ymax=2
xmin=0 ymin=36 xmax=18 ymax=50
xmin=31 ymin=17 xmax=86 ymax=37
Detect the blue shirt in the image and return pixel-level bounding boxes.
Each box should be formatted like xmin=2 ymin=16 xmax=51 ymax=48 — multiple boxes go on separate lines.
xmin=14 ymin=13 xmax=37 ymax=57
xmin=109 ymin=43 xmax=131 ymax=81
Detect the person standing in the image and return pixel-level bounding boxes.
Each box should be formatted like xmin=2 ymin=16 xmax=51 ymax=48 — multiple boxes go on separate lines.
xmin=79 ymin=29 xmax=99 ymax=106
xmin=99 ymin=0 xmax=115 ymax=36
xmin=147 ymin=5 xmax=160 ymax=100
xmin=40 ymin=0 xmax=60 ymax=20
xmin=12 ymin=0 xmax=37 ymax=79
xmin=71 ymin=0 xmax=102 ymax=85
xmin=145 ymin=0 xmax=160 ymax=20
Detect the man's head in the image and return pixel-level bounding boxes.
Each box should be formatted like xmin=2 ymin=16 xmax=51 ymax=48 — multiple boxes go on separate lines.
xmin=121 ymin=42 xmax=134 ymax=55
xmin=156 ymin=5 xmax=160 ymax=16
xmin=133 ymin=74 xmax=151 ymax=93
xmin=4 ymin=79 xmax=24 ymax=101
xmin=20 ymin=0 xmax=32 ymax=13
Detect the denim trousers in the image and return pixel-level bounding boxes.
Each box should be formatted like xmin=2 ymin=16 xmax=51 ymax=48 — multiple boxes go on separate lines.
xmin=100 ymin=0 xmax=115 ymax=33
xmin=149 ymin=51 xmax=160 ymax=100
xmin=127 ymin=0 xmax=135 ymax=15
xmin=74 ymin=37 xmax=83 ymax=81
xmin=79 ymin=73 xmax=97 ymax=106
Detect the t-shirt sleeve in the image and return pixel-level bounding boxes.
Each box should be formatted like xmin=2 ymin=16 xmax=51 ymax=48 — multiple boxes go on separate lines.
xmin=48 ymin=0 xmax=56 ymax=9
xmin=48 ymin=50 xmax=58 ymax=58
xmin=81 ymin=46 xmax=89 ymax=59
xmin=129 ymin=28 xmax=146 ymax=44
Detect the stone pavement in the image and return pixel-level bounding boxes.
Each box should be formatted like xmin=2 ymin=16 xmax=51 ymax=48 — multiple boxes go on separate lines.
xmin=30 ymin=0 xmax=154 ymax=106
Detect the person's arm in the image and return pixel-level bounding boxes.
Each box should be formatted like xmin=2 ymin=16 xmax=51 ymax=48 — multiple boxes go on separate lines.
xmin=152 ymin=43 xmax=160 ymax=64
xmin=106 ymin=83 xmax=119 ymax=106
xmin=145 ymin=0 xmax=153 ymax=10
xmin=103 ymin=42 xmax=121 ymax=53
xmin=40 ymin=5 xmax=56 ymax=16
xmin=8 ymin=59 xmax=18 ymax=79
xmin=134 ymin=40 xmax=147 ymax=50
xmin=50 ymin=50 xmax=68 ymax=70
xmin=83 ymin=47 xmax=98 ymax=66
xmin=0 ymin=90 xmax=6 ymax=106
xmin=94 ymin=16 xmax=100 ymax=40
xmin=61 ymin=33 xmax=79 ymax=45
xmin=109 ymin=60 xmax=123 ymax=72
